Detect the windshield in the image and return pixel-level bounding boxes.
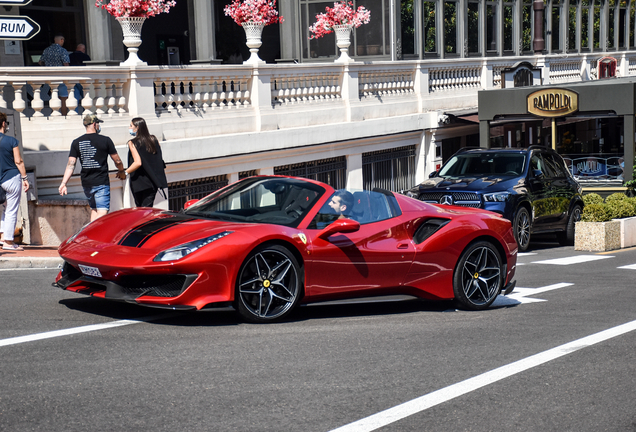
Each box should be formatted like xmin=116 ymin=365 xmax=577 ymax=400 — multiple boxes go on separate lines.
xmin=438 ymin=152 xmax=527 ymax=177
xmin=183 ymin=177 xmax=325 ymax=227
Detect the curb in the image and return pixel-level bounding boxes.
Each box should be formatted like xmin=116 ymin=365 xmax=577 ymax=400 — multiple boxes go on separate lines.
xmin=0 ymin=257 xmax=63 ymax=270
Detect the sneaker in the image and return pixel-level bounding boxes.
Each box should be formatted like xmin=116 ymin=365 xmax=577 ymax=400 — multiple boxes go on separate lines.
xmin=3 ymin=243 xmax=23 ymax=251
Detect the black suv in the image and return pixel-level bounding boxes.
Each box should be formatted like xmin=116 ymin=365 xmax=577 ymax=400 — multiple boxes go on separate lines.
xmin=408 ymin=146 xmax=583 ymax=251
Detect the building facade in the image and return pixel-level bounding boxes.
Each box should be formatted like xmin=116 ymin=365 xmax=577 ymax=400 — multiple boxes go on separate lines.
xmin=0 ymin=0 xmax=635 ymax=245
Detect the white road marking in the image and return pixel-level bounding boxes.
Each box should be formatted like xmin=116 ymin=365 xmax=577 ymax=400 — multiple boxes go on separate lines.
xmin=0 ymin=314 xmax=175 ymax=348
xmin=492 ymin=283 xmax=573 ymax=306
xmin=531 ymin=255 xmax=613 ymax=266
xmin=617 ymin=264 xmax=636 ymax=270
xmin=329 ymin=318 xmax=636 ymax=432
xmin=517 ymin=252 xmax=537 ymax=257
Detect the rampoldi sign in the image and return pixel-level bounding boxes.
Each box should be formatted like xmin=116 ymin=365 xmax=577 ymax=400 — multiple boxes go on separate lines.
xmin=527 ymin=88 xmax=579 ymax=117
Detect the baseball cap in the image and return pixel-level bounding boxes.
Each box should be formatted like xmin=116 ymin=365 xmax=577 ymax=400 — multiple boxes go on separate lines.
xmin=83 ymin=114 xmax=104 ymax=126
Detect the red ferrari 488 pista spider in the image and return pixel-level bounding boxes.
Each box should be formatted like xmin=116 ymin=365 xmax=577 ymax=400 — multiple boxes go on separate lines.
xmin=55 ymin=175 xmax=517 ymax=322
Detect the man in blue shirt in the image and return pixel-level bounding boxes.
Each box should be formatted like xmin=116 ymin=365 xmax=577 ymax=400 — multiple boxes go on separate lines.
xmin=39 ymin=34 xmax=70 ymax=66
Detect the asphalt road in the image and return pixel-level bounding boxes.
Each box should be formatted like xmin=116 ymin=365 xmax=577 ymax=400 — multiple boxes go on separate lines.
xmin=1 ymin=238 xmax=635 ymax=432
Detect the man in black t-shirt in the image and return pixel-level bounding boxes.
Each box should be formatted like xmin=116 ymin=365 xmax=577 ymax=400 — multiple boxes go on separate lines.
xmin=59 ymin=114 xmax=126 ymax=221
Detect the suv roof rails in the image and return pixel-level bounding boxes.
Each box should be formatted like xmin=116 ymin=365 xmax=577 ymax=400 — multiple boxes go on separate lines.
xmin=455 ymin=146 xmax=483 ymax=154
xmin=527 ymin=145 xmax=552 ymax=151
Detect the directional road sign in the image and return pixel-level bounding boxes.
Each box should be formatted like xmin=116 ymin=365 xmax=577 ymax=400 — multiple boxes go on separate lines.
xmin=0 ymin=1 xmax=33 ymax=5
xmin=0 ymin=15 xmax=39 ymax=40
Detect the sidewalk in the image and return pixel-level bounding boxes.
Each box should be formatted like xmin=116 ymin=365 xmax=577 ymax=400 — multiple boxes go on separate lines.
xmin=0 ymin=245 xmax=63 ymax=270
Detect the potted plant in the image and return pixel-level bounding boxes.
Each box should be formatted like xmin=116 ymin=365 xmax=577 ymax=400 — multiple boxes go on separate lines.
xmin=224 ymin=0 xmax=283 ymax=64
xmin=309 ymin=0 xmax=371 ymax=63
xmin=575 ymin=193 xmax=636 ymax=251
xmin=95 ymin=0 xmax=177 ymax=65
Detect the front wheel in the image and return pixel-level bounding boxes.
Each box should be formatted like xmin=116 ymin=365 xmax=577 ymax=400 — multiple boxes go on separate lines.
xmin=557 ymin=204 xmax=582 ymax=246
xmin=513 ymin=207 xmax=531 ymax=252
xmin=453 ymin=241 xmax=503 ymax=310
xmin=236 ymin=245 xmax=303 ymax=323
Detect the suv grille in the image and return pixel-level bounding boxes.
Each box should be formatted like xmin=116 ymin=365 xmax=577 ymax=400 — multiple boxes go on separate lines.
xmin=419 ymin=192 xmax=482 ymax=208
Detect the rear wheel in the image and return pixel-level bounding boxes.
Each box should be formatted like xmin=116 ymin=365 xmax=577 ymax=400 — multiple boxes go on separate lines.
xmin=557 ymin=204 xmax=582 ymax=246
xmin=236 ymin=245 xmax=303 ymax=323
xmin=453 ymin=241 xmax=503 ymax=310
xmin=513 ymin=207 xmax=531 ymax=252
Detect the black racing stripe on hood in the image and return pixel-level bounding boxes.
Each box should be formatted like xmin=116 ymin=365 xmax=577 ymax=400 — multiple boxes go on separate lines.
xmin=118 ymin=215 xmax=192 ymax=248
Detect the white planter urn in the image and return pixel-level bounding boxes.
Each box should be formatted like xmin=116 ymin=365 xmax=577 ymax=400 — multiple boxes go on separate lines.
xmin=334 ymin=24 xmax=353 ymax=63
xmin=242 ymin=22 xmax=266 ymax=65
xmin=117 ymin=17 xmax=147 ymax=66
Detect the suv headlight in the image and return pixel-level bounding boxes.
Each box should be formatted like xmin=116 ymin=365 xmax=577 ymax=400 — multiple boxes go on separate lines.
xmin=484 ymin=192 xmax=510 ymax=202
xmin=154 ymin=231 xmax=233 ymax=262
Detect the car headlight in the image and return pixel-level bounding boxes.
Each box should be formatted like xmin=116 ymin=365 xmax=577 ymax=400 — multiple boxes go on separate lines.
xmin=406 ymin=190 xmax=418 ymax=198
xmin=484 ymin=192 xmax=510 ymax=202
xmin=64 ymin=222 xmax=92 ymax=245
xmin=154 ymin=231 xmax=233 ymax=262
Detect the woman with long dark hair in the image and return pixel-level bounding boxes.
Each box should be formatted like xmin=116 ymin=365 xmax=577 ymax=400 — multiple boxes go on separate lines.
xmin=123 ymin=117 xmax=168 ymax=207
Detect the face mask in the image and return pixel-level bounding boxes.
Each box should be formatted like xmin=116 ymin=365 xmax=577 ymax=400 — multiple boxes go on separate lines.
xmin=129 ymin=128 xmax=136 ymax=137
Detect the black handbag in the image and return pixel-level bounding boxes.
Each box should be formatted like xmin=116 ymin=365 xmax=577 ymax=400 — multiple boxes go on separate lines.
xmin=0 ymin=185 xmax=6 ymax=205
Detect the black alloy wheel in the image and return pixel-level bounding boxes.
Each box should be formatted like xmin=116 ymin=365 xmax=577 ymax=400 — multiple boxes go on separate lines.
xmin=557 ymin=204 xmax=582 ymax=246
xmin=513 ymin=207 xmax=531 ymax=252
xmin=453 ymin=241 xmax=503 ymax=310
xmin=236 ymin=245 xmax=303 ymax=323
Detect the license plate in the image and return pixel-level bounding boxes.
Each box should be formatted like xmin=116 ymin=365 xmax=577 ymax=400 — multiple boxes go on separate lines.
xmin=79 ymin=264 xmax=102 ymax=278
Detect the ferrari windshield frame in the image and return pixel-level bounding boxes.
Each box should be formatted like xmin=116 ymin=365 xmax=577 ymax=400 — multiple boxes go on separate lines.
xmin=183 ymin=177 xmax=327 ymax=227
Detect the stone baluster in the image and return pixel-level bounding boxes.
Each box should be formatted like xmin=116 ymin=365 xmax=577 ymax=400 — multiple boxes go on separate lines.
xmin=220 ymin=79 xmax=229 ymax=108
xmin=200 ymin=80 xmax=210 ymax=110
xmin=234 ymin=77 xmax=242 ymax=107
xmin=115 ymin=80 xmax=126 ymax=114
xmin=191 ymin=78 xmax=202 ymax=110
xmin=209 ymin=80 xmax=219 ymax=109
xmin=80 ymin=81 xmax=94 ymax=115
xmin=228 ymin=78 xmax=237 ymax=108
xmin=30 ymin=83 xmax=45 ymax=117
xmin=12 ymin=83 xmax=26 ymax=117
xmin=175 ymin=80 xmax=184 ymax=112
xmin=154 ymin=80 xmax=166 ymax=112
xmin=105 ymin=81 xmax=116 ymax=115
xmin=65 ymin=81 xmax=79 ymax=116
xmin=165 ymin=81 xmax=176 ymax=112
xmin=93 ymin=80 xmax=106 ymax=115
xmin=184 ymin=81 xmax=193 ymax=111
xmin=49 ymin=82 xmax=63 ymax=117
xmin=300 ymin=76 xmax=308 ymax=103
xmin=333 ymin=73 xmax=341 ymax=99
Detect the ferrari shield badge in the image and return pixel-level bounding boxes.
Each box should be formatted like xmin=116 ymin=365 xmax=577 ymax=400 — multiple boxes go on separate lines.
xmin=298 ymin=233 xmax=307 ymax=244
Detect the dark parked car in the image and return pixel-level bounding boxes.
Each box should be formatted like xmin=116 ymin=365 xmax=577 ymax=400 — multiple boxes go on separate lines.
xmin=408 ymin=146 xmax=583 ymax=252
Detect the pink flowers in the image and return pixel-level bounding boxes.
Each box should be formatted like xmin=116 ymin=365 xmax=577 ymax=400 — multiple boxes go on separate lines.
xmin=309 ymin=1 xmax=371 ymax=39
xmin=224 ymin=0 xmax=283 ymax=25
xmin=95 ymin=0 xmax=176 ymax=18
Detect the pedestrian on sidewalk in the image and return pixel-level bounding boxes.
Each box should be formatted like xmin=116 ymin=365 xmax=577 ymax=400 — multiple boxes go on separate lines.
xmin=123 ymin=117 xmax=168 ymax=207
xmin=0 ymin=112 xmax=30 ymax=251
xmin=59 ymin=114 xmax=126 ymax=221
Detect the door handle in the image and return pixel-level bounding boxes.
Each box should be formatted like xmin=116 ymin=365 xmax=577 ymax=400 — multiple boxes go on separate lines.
xmin=397 ymin=243 xmax=409 ymax=249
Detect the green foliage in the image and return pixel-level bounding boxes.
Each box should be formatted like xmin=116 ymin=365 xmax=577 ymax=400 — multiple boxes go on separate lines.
xmin=582 ymin=193 xmax=603 ymax=206
xmin=605 ymin=192 xmax=628 ymax=203
xmin=607 ymin=201 xmax=636 ymax=219
xmin=580 ymin=193 xmax=636 ymax=222
xmin=581 ymin=203 xmax=612 ymax=222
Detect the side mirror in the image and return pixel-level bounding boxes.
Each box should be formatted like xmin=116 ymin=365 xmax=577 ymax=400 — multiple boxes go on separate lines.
xmin=184 ymin=199 xmax=199 ymax=210
xmin=532 ymin=170 xmax=544 ymax=179
xmin=429 ymin=171 xmax=438 ymax=178
xmin=318 ymin=218 xmax=360 ymax=239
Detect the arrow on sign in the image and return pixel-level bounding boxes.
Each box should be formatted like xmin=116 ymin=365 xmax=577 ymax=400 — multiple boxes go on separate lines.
xmin=0 ymin=1 xmax=33 ymax=5
xmin=0 ymin=15 xmax=40 ymax=40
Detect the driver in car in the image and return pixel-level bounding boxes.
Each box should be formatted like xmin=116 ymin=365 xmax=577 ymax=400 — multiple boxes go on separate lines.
xmin=328 ymin=189 xmax=354 ymax=219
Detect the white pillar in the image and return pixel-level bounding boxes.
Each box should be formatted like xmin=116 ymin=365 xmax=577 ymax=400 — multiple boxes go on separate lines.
xmin=346 ymin=153 xmax=363 ymax=190
xmin=85 ymin=0 xmax=114 ymax=61
xmin=193 ymin=0 xmax=216 ymax=61
xmin=259 ymin=167 xmax=274 ymax=175
xmin=229 ymin=172 xmax=239 ymax=184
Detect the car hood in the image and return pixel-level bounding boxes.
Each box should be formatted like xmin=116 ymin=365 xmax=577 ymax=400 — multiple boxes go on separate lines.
xmin=417 ymin=175 xmax=520 ymax=192
xmin=70 ymin=208 xmax=262 ymax=251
